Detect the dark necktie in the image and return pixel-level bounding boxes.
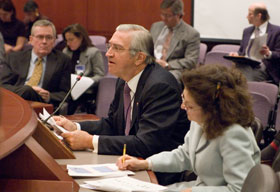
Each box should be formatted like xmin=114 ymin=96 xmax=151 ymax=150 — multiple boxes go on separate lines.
xmin=26 ymin=58 xmax=43 ymax=86
xmin=123 ymin=83 xmax=131 ymax=135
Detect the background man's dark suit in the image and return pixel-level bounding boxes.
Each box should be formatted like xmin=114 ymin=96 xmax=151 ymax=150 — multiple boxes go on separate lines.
xmin=80 ymin=62 xmax=189 ymax=158
xmin=238 ymin=23 xmax=280 ymax=83
xmin=0 ymin=49 xmax=71 ymax=105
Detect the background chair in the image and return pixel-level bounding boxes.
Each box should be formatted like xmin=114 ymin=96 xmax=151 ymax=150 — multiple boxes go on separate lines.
xmin=211 ymin=44 xmax=240 ymax=53
xmin=204 ymin=51 xmax=234 ymax=68
xmin=95 ymin=75 xmax=117 ymax=118
xmin=250 ymin=91 xmax=273 ymax=129
xmin=198 ymin=43 xmax=207 ymax=65
xmin=241 ymin=164 xmax=280 ymax=192
xmin=248 ymin=81 xmax=278 ymax=129
xmin=251 ymin=117 xmax=263 ymax=146
xmin=89 ymin=35 xmax=107 ymax=52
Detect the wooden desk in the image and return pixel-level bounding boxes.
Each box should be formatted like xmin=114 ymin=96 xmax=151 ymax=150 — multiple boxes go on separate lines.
xmin=0 ymin=88 xmax=79 ymax=192
xmin=27 ymin=100 xmax=54 ymax=116
xmin=56 ymin=151 xmax=154 ymax=192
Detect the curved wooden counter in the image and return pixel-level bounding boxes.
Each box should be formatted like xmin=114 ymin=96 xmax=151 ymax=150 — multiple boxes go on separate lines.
xmin=0 ymin=88 xmax=79 ymax=192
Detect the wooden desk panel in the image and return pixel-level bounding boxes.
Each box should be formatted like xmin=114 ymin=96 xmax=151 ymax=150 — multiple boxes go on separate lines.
xmin=28 ymin=101 xmax=54 ymax=116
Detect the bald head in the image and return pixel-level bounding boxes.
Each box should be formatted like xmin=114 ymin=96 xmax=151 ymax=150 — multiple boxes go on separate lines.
xmin=249 ymin=2 xmax=270 ymax=23
xmin=249 ymin=2 xmax=267 ymax=10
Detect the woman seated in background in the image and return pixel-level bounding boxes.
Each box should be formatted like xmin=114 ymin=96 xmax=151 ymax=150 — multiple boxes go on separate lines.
xmin=62 ymin=23 xmax=105 ymax=114
xmin=0 ymin=0 xmax=26 ymax=53
xmin=117 ymin=64 xmax=260 ymax=192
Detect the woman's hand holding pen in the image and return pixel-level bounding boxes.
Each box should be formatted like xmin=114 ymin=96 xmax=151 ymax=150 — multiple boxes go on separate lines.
xmin=116 ymin=154 xmax=149 ymax=171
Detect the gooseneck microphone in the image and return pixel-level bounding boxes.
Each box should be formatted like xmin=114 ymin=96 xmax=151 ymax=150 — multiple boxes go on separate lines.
xmin=42 ymin=72 xmax=84 ymax=124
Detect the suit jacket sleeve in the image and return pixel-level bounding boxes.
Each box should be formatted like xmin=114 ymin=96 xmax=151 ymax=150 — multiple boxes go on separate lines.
xmin=0 ymin=52 xmax=27 ymax=92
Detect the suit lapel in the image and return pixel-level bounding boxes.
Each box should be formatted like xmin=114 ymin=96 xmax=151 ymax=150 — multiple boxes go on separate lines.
xmin=266 ymin=23 xmax=273 ymax=45
xmin=42 ymin=51 xmax=56 ymax=89
xmin=22 ymin=51 xmax=32 ymax=80
xmin=130 ymin=64 xmax=153 ymax=132
xmin=166 ymin=27 xmax=181 ymax=60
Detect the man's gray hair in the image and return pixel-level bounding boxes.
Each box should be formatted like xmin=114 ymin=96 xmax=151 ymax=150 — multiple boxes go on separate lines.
xmin=31 ymin=19 xmax=56 ymax=37
xmin=116 ymin=24 xmax=155 ymax=64
xmin=160 ymin=0 xmax=184 ymax=16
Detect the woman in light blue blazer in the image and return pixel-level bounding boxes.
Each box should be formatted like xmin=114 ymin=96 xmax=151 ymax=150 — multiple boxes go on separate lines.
xmin=62 ymin=23 xmax=105 ymax=114
xmin=117 ymin=65 xmax=260 ymax=192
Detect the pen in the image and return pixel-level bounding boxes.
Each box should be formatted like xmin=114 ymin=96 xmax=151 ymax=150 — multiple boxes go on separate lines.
xmin=122 ymin=144 xmax=126 ymax=164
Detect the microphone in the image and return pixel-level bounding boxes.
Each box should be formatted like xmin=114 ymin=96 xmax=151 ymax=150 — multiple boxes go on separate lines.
xmin=42 ymin=72 xmax=84 ymax=124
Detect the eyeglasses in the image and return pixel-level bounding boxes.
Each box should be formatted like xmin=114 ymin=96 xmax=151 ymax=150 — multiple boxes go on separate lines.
xmin=33 ymin=35 xmax=54 ymax=41
xmin=106 ymin=43 xmax=131 ymax=52
xmin=160 ymin=13 xmax=176 ymax=19
xmin=181 ymin=93 xmax=201 ymax=112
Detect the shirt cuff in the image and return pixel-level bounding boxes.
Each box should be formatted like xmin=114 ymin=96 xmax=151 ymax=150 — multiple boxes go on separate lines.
xmin=92 ymin=135 xmax=99 ymax=153
xmin=75 ymin=122 xmax=81 ymax=130
xmin=264 ymin=51 xmax=272 ymax=59
xmin=147 ymin=159 xmax=153 ymax=170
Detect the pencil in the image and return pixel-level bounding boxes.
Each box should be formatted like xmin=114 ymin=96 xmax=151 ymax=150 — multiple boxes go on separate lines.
xmin=122 ymin=144 xmax=126 ymax=164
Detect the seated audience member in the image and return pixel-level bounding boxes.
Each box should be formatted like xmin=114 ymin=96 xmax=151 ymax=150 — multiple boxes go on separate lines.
xmin=54 ymin=24 xmax=189 ymax=185
xmin=117 ymin=64 xmax=260 ymax=192
xmin=62 ymin=23 xmax=105 ymax=114
xmin=0 ymin=32 xmax=6 ymax=64
xmin=150 ymin=0 xmax=200 ymax=83
xmin=0 ymin=20 xmax=71 ymax=108
xmin=229 ymin=2 xmax=280 ymax=84
xmin=0 ymin=0 xmax=26 ymax=53
xmin=23 ymin=0 xmax=49 ymax=38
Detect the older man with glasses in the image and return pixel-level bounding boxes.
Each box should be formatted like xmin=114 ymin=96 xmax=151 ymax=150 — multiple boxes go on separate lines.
xmin=0 ymin=20 xmax=71 ymax=108
xmin=150 ymin=0 xmax=200 ymax=84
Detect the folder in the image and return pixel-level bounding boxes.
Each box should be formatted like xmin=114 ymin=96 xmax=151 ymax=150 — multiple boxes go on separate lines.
xmin=223 ymin=55 xmax=261 ymax=68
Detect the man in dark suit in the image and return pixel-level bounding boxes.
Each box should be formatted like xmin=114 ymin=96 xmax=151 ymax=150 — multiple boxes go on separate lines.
xmin=230 ymin=3 xmax=280 ymax=83
xmin=150 ymin=0 xmax=200 ymax=83
xmin=54 ymin=24 xmax=189 ymax=185
xmin=0 ymin=20 xmax=71 ymax=107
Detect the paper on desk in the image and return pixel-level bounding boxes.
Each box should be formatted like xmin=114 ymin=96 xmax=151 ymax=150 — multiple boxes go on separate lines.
xmin=71 ymin=74 xmax=94 ymax=100
xmin=39 ymin=108 xmax=69 ymax=134
xmin=67 ymin=163 xmax=134 ymax=177
xmin=83 ymin=176 xmax=167 ymax=192
xmin=249 ymin=33 xmax=267 ymax=61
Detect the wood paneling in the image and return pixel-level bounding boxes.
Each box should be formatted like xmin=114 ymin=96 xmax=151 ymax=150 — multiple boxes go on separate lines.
xmin=14 ymin=0 xmax=192 ymax=40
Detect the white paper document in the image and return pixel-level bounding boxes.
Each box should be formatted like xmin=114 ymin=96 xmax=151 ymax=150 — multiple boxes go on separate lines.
xmin=67 ymin=163 xmax=135 ymax=177
xmin=71 ymin=74 xmax=94 ymax=100
xmin=39 ymin=108 xmax=69 ymax=134
xmin=249 ymin=33 xmax=267 ymax=61
xmin=82 ymin=176 xmax=167 ymax=192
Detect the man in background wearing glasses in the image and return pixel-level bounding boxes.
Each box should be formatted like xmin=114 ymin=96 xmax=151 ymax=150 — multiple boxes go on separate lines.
xmin=0 ymin=20 xmax=71 ymax=107
xmin=151 ymin=0 xmax=200 ymax=84
xmin=54 ymin=24 xmax=189 ymax=186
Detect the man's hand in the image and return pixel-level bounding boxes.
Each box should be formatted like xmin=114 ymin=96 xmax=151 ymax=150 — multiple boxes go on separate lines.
xmin=61 ymin=130 xmax=93 ymax=150
xmin=260 ymin=45 xmax=271 ymax=57
xmin=53 ymin=116 xmax=78 ymax=132
xmin=228 ymin=52 xmax=239 ymax=56
xmin=32 ymin=86 xmax=50 ymax=102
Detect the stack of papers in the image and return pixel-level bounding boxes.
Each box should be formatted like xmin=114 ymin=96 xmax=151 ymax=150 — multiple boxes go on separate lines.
xmin=67 ymin=163 xmax=134 ymax=177
xmin=81 ymin=176 xmax=167 ymax=192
